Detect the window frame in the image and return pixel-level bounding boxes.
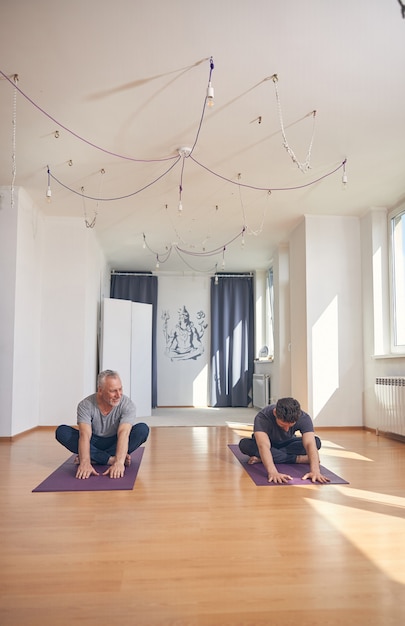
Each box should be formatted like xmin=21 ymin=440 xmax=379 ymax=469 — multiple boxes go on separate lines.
xmin=266 ymin=267 xmax=274 ymax=358
xmin=388 ymin=204 xmax=405 ymax=353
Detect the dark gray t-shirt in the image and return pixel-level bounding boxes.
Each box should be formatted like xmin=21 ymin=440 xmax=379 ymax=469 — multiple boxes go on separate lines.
xmin=77 ymin=394 xmax=137 ymax=437
xmin=254 ymin=404 xmax=314 ymax=443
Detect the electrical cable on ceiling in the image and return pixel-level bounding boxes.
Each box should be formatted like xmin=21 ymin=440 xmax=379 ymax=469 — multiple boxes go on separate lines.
xmin=81 ymin=167 xmax=105 ymax=228
xmin=141 ymin=224 xmax=246 ymax=271
xmin=1 ymin=64 xmax=344 ymax=200
xmin=189 ymin=155 xmax=346 ymax=192
xmin=271 ymin=73 xmax=317 ymax=173
xmin=173 ymin=247 xmax=218 ymax=274
xmin=47 ymin=155 xmax=181 ymax=202
xmin=1 ymin=61 xmax=347 ymax=272
xmin=0 ymin=68 xmax=178 ymax=163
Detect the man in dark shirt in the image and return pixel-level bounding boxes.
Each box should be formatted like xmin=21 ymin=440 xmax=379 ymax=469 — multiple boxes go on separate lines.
xmin=239 ymin=397 xmax=329 ymax=484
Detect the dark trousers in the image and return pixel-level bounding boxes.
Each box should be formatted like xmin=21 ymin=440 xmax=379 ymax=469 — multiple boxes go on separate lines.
xmin=238 ymin=433 xmax=321 ymax=464
xmin=55 ymin=423 xmax=149 ymax=465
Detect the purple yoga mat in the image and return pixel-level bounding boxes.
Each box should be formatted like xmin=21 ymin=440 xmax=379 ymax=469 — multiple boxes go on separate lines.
xmin=32 ymin=447 xmax=145 ymax=492
xmin=228 ymin=444 xmax=349 ymax=486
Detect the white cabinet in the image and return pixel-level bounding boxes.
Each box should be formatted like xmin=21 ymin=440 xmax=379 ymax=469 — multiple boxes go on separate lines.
xmin=100 ymin=298 xmax=152 ymax=418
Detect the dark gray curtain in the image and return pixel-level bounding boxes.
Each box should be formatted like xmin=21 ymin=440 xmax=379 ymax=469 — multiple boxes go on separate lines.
xmin=110 ymin=272 xmax=158 ymax=407
xmin=210 ymin=274 xmax=254 ymax=407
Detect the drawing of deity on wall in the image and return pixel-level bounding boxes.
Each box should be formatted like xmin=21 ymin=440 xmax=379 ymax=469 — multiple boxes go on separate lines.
xmin=161 ymin=305 xmax=208 ymax=361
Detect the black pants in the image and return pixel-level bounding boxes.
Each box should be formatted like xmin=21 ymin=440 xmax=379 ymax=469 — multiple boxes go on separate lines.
xmin=238 ymin=433 xmax=321 ymax=464
xmin=55 ymin=423 xmax=149 ymax=465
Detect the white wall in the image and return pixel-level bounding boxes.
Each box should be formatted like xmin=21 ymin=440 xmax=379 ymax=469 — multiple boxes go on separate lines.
xmin=0 ymin=191 xmax=108 ymax=435
xmin=0 ymin=187 xmax=44 ymax=437
xmin=287 ymin=215 xmax=363 ymax=426
xmin=305 ymin=215 xmax=363 ymax=426
xmin=39 ymin=217 xmax=107 ymax=426
xmin=0 ymin=187 xmax=17 ymax=436
xmin=84 ymin=226 xmax=107 ymax=395
xmin=0 ymin=186 xmax=110 ymax=437
xmin=157 ymin=274 xmax=210 ymax=406
xmin=12 ymin=189 xmax=44 ymax=435
xmin=289 ymin=219 xmax=309 ymax=408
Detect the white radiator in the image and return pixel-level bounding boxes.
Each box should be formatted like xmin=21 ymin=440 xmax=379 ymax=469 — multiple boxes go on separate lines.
xmin=253 ymin=374 xmax=270 ymax=409
xmin=375 ymin=377 xmax=405 ymax=437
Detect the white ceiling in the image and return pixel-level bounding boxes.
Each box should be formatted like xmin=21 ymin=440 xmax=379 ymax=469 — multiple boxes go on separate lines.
xmin=1 ymin=0 xmax=405 ymax=274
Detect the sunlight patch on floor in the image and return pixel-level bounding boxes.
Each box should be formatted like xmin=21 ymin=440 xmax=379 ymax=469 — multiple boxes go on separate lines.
xmin=306 ymin=498 xmax=405 ymax=584
xmin=334 ymin=486 xmax=405 ymax=510
xmin=320 ymin=439 xmax=346 ymax=449
xmin=227 ymin=422 xmax=253 ymax=436
xmin=320 ymin=447 xmax=373 ymax=462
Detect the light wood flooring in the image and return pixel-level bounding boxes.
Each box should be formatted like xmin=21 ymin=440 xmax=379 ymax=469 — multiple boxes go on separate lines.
xmin=1 ymin=423 xmax=405 ymax=626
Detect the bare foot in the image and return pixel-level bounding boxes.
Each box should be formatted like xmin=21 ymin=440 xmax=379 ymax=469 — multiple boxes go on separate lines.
xmin=296 ymin=452 xmax=320 ymax=464
xmin=247 ymin=456 xmax=261 ymax=465
xmin=107 ymin=454 xmax=132 ymax=466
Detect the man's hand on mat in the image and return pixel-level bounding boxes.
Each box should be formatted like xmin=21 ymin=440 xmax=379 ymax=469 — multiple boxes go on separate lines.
xmin=268 ymin=470 xmax=293 ymax=484
xmin=75 ymin=462 xmax=99 ymax=480
xmin=302 ymin=470 xmax=330 ymax=484
xmin=103 ymin=460 xmax=126 ymax=479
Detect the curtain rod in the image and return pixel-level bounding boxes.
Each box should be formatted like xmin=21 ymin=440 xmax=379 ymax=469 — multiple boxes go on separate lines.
xmin=214 ymin=273 xmax=253 ymax=277
xmin=111 ymin=271 xmax=154 ymax=277
xmin=111 ymin=271 xmax=254 ymax=278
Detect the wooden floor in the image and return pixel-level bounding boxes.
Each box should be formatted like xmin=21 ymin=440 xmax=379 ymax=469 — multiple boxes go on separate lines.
xmin=1 ymin=424 xmax=405 ymax=626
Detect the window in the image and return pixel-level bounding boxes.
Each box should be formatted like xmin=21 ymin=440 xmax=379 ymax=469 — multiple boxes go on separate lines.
xmin=389 ymin=207 xmax=405 ymax=350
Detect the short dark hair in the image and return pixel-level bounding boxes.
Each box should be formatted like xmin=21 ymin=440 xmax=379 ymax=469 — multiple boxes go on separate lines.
xmin=275 ymin=397 xmax=302 ymax=423
xmin=97 ymin=369 xmax=120 ymax=389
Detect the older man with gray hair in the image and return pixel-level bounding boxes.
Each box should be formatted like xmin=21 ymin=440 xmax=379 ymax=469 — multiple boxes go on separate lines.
xmin=56 ymin=369 xmax=149 ymax=479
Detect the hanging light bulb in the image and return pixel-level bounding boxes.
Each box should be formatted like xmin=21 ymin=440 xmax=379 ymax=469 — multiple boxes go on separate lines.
xmin=342 ymin=159 xmax=348 ymax=190
xmin=206 ymin=81 xmax=214 ymax=107
xmin=206 ymin=56 xmax=215 ymax=107
xmin=46 ymin=166 xmax=52 ymax=203
xmin=342 ymin=172 xmax=348 ymax=189
xmin=155 ymin=257 xmax=160 ymax=269
xmin=178 ymin=181 xmax=184 ymax=214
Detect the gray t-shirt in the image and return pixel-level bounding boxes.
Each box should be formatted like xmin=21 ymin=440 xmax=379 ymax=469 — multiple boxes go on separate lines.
xmin=254 ymin=403 xmax=314 ymax=443
xmin=77 ymin=394 xmax=137 ymax=437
